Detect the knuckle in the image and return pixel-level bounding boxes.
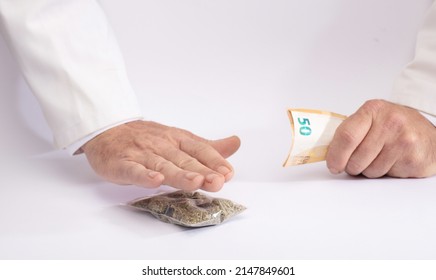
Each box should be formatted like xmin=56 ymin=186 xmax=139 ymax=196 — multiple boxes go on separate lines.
xmin=398 ymin=133 xmax=419 ymax=149
xmin=400 ymin=154 xmax=421 ymax=171
xmin=154 ymin=160 xmax=172 ymax=172
xmin=382 ymin=113 xmax=406 ymax=133
xmin=162 ymin=130 xmax=178 ymax=144
xmin=361 ymin=99 xmax=385 ymax=114
xmin=178 ymin=157 xmax=200 ymax=169
xmin=115 ymin=151 xmax=135 ymax=162
xmin=188 ymin=142 xmax=209 ymax=158
xmin=390 ymin=150 xmax=426 ymax=178
xmin=336 ymin=127 xmax=358 ymax=146
xmin=152 ymin=141 xmax=171 ymax=155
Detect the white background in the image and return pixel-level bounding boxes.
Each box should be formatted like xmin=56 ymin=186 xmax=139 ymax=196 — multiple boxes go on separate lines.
xmin=1 ymin=0 xmax=436 ymax=259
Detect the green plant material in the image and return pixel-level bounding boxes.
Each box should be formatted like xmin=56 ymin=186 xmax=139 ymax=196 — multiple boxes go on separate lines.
xmin=128 ymin=190 xmax=246 ymax=227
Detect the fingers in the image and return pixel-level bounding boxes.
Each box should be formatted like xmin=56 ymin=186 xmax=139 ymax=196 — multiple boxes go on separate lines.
xmin=326 ymin=107 xmax=373 ymax=174
xmin=127 ymin=149 xmax=225 ymax=192
xmin=111 ymin=161 xmax=165 ymax=188
xmin=344 ymin=107 xmax=406 ymax=177
xmin=209 ymin=136 xmax=241 ymax=158
xmin=179 ymin=137 xmax=236 ymax=183
xmin=361 ymin=145 xmax=399 ymax=178
xmin=180 ymin=130 xmax=241 ymax=158
xmin=137 ymin=152 xmax=208 ymax=191
xmin=343 ymin=123 xmax=387 ymax=176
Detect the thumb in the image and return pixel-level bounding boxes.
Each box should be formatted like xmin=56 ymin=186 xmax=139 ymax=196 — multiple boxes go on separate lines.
xmin=210 ymin=135 xmax=241 ymax=158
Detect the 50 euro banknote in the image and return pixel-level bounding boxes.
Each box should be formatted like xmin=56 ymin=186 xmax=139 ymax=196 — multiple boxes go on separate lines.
xmin=283 ymin=109 xmax=347 ymax=167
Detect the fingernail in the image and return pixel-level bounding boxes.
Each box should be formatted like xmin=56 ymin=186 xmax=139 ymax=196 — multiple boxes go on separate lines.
xmin=217 ymin=166 xmax=234 ymax=182
xmin=217 ymin=166 xmax=231 ymax=176
xmin=206 ymin=173 xmax=221 ymax=184
xmin=329 ymin=168 xmax=340 ymax=174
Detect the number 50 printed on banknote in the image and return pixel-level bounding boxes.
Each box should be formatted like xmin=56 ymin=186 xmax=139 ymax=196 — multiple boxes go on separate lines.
xmin=283 ymin=109 xmax=347 ymax=166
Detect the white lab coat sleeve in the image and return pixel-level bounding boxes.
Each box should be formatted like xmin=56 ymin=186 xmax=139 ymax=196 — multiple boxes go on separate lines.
xmin=65 ymin=117 xmax=142 ymax=155
xmin=391 ymin=1 xmax=436 ymax=116
xmin=0 ymin=0 xmax=143 ymax=149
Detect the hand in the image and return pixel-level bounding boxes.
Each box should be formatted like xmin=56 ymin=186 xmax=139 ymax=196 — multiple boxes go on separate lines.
xmin=81 ymin=120 xmax=241 ymax=191
xmin=326 ymin=99 xmax=436 ymax=178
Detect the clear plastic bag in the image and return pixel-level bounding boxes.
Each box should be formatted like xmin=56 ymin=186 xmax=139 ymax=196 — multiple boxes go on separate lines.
xmin=127 ymin=190 xmax=246 ymax=227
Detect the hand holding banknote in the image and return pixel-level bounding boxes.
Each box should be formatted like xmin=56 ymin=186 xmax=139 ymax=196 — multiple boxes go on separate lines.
xmin=327 ymin=99 xmax=436 ymax=178
xmin=284 ymin=99 xmax=436 ymax=178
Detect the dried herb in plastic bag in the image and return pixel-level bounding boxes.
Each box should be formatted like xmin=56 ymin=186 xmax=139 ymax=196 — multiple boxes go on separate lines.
xmin=127 ymin=190 xmax=246 ymax=227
